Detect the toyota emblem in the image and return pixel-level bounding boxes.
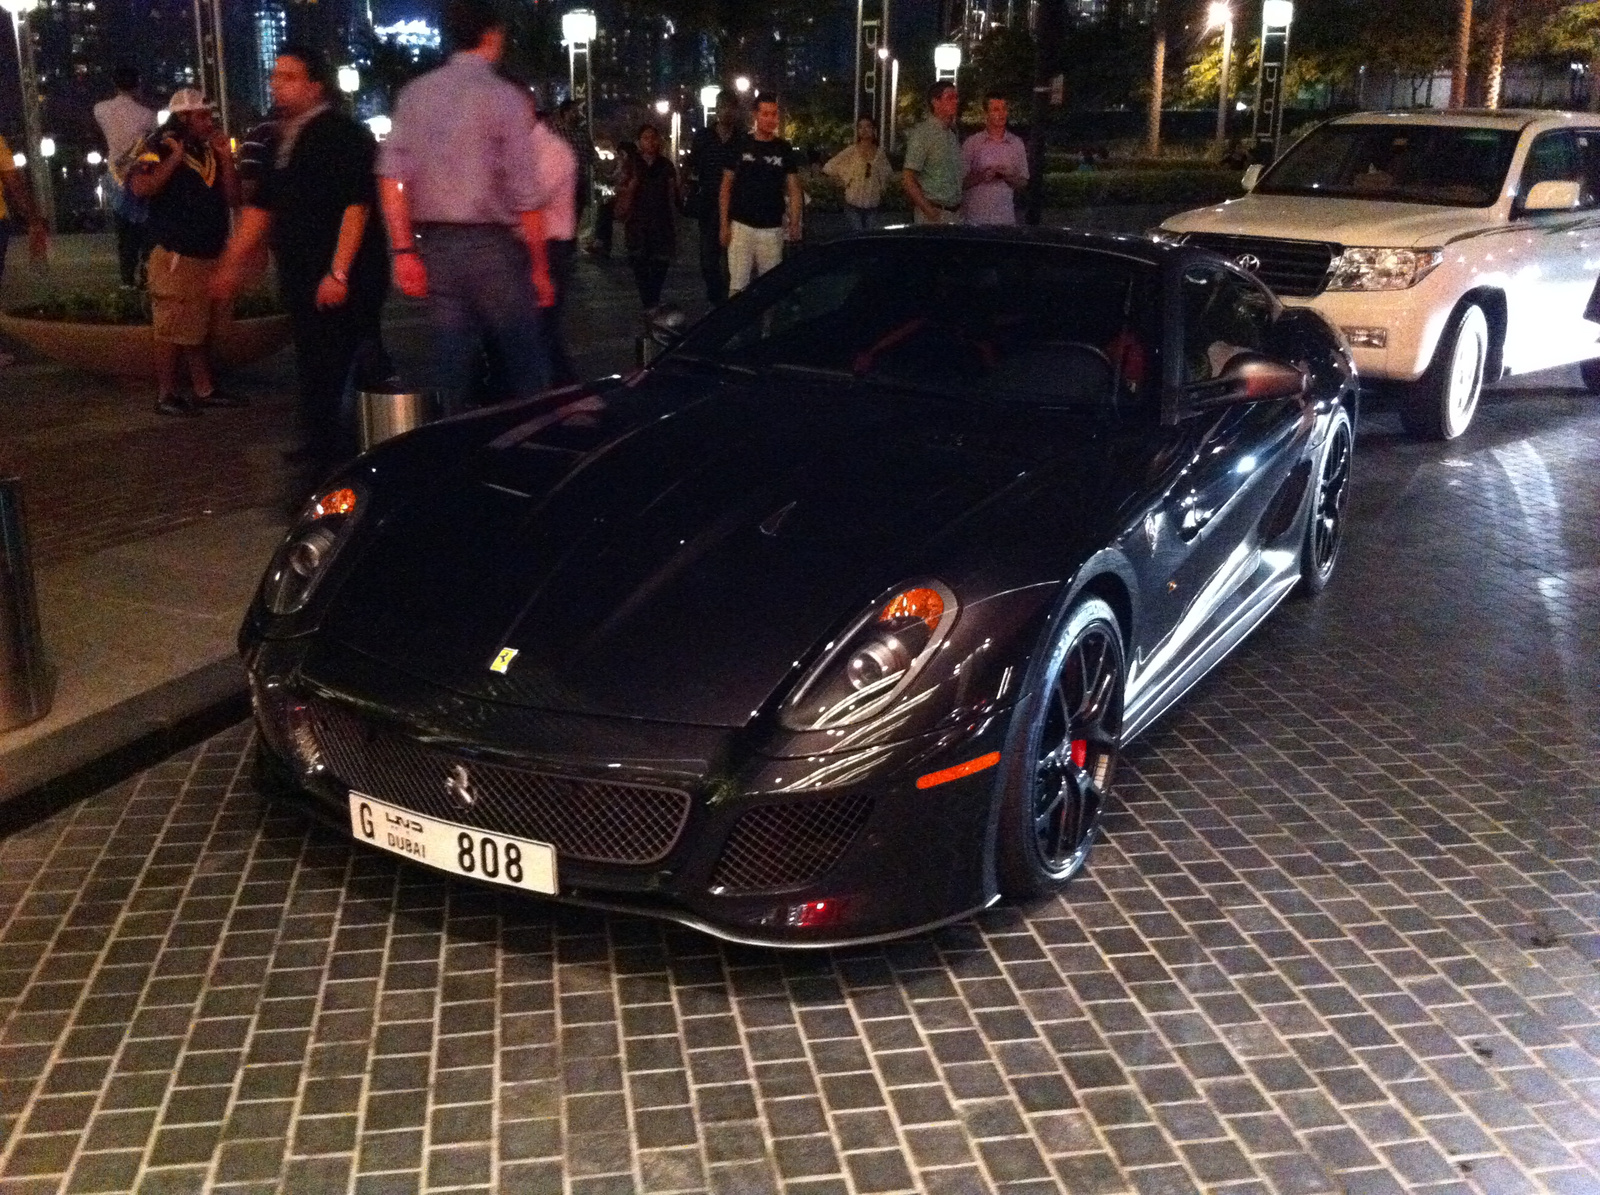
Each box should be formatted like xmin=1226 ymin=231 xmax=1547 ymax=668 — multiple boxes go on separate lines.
xmin=1235 ymin=253 xmax=1262 ymax=273
xmin=444 ymin=763 xmax=476 ymax=807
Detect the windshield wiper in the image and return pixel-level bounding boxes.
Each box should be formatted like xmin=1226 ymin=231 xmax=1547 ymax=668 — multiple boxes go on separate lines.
xmin=662 ymin=353 xmax=759 ymax=378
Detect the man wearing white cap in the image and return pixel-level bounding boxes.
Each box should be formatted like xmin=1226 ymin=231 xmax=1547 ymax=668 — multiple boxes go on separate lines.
xmin=129 ymin=88 xmax=240 ymax=416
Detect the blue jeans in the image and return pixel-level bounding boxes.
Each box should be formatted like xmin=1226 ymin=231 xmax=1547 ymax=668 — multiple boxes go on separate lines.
xmin=843 ymin=206 xmax=878 ymax=233
xmin=417 ymin=224 xmax=550 ymax=413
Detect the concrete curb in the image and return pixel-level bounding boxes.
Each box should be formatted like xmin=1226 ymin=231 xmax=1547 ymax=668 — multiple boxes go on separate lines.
xmin=0 ymin=655 xmax=247 ymax=804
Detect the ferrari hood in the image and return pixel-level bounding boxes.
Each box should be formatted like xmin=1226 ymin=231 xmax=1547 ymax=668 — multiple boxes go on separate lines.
xmin=320 ymin=376 xmax=1085 ymax=727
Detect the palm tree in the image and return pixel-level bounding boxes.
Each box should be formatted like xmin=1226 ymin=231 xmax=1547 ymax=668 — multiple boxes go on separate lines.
xmin=1450 ymin=0 xmax=1473 ymax=106
xmin=1147 ymin=0 xmax=1166 ymax=156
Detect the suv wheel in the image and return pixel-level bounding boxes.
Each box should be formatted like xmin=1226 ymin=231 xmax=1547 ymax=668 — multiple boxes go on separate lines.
xmin=1401 ymin=303 xmax=1488 ymax=441
xmin=1581 ymin=357 xmax=1600 ymax=395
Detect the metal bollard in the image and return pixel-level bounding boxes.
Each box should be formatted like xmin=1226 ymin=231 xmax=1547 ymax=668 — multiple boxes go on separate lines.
xmin=356 ymin=388 xmax=438 ymax=453
xmin=0 ymin=477 xmax=52 ymax=733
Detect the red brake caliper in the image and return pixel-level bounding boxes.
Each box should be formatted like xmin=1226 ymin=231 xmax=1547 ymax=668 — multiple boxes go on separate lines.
xmin=1070 ymin=739 xmax=1088 ymax=769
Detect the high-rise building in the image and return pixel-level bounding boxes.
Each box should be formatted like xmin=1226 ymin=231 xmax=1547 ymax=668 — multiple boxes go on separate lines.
xmin=251 ymin=3 xmax=288 ymax=114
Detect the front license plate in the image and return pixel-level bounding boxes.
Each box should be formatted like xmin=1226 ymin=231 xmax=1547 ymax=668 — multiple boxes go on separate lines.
xmin=349 ymin=792 xmax=557 ymax=894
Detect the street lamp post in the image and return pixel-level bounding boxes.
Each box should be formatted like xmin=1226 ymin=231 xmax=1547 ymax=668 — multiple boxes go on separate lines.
xmin=1208 ymin=2 xmax=1233 ymax=147
xmin=700 ymin=84 xmax=719 ymax=128
xmin=190 ymin=0 xmax=231 ymax=138
xmin=1 ymin=0 xmax=51 ymax=230
xmin=933 ymin=42 xmax=961 ymax=85
xmin=1251 ymin=0 xmax=1294 ymax=161
xmin=562 ymin=9 xmax=597 ymax=142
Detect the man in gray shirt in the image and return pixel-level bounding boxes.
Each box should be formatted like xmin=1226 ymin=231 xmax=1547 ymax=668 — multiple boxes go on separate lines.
xmin=902 ymin=81 xmax=963 ymax=225
xmin=378 ymin=0 xmax=555 ymax=411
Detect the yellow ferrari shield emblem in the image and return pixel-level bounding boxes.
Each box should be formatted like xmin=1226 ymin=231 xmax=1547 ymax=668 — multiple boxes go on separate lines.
xmin=489 ymin=648 xmax=519 ymax=674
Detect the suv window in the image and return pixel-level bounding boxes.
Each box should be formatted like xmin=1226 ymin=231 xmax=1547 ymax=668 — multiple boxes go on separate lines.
xmin=1181 ymin=267 xmax=1272 ymax=384
xmin=1518 ymin=129 xmax=1600 ymax=211
xmin=1257 ymin=123 xmax=1520 ymax=207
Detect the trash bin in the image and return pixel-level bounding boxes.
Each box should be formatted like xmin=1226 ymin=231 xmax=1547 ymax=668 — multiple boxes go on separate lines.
xmin=356 ymin=387 xmax=437 ymax=453
xmin=0 ymin=476 xmax=51 ymax=733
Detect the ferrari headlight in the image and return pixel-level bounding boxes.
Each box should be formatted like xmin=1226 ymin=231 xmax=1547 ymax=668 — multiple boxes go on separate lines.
xmin=260 ymin=485 xmax=364 ymax=616
xmin=1326 ymin=247 xmax=1443 ymax=291
xmin=780 ymin=582 xmax=958 ymax=732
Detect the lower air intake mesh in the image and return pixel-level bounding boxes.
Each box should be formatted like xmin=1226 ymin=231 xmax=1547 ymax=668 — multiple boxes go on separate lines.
xmin=711 ymin=796 xmax=874 ymax=892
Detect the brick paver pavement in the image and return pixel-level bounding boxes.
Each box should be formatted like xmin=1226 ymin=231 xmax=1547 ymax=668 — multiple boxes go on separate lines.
xmin=0 ymin=372 xmax=1596 ymax=1194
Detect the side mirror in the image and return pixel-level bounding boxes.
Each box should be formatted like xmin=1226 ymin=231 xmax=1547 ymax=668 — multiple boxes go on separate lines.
xmin=1523 ymin=179 xmax=1581 ymax=212
xmin=1241 ymin=164 xmax=1262 ymax=192
xmin=648 ymin=303 xmax=688 ymax=347
xmin=1190 ymin=352 xmax=1306 ymax=410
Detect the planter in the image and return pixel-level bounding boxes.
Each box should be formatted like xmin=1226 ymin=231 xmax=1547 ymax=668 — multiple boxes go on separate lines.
xmin=0 ymin=311 xmax=293 ymax=378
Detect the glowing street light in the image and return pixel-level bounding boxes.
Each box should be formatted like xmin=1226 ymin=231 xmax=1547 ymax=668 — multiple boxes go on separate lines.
xmin=933 ymin=42 xmax=961 ymax=84
xmin=11 ymin=152 xmax=24 ymax=168
xmin=654 ymin=98 xmax=670 ymax=115
xmin=37 ymin=135 xmax=53 ymax=157
xmin=337 ymin=64 xmax=360 ymax=94
xmin=1263 ymin=0 xmax=1294 ymax=28
xmin=733 ymin=75 xmax=750 ymax=94
xmin=1253 ymin=0 xmax=1295 ymax=159
xmin=562 ymin=9 xmax=597 ymax=141
xmin=86 ymin=149 xmax=103 ymax=165
xmin=365 ymin=114 xmax=392 ymax=140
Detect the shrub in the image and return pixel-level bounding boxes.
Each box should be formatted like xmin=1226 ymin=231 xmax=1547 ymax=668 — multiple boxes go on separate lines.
xmin=8 ymin=288 xmax=284 ymax=324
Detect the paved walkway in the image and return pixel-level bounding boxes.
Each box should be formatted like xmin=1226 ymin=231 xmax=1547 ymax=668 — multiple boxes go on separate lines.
xmin=0 ymin=247 xmax=1596 ymax=1190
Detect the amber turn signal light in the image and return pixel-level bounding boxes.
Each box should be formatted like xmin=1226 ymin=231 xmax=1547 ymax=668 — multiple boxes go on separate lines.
xmin=916 ymin=751 xmax=1001 ymax=790
xmin=880 ymin=587 xmax=945 ymax=630
xmin=311 ymin=487 xmax=358 ymax=520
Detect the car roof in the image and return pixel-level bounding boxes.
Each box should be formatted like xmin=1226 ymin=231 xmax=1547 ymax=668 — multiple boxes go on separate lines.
xmin=842 ymin=223 xmax=1175 ymax=266
xmin=1329 ymin=108 xmax=1599 ymax=133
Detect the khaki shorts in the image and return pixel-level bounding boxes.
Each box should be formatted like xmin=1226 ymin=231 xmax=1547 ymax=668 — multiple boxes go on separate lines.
xmin=147 ymin=246 xmax=218 ymax=347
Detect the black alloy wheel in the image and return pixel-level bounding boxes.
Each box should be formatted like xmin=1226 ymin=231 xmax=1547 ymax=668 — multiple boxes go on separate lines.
xmin=1299 ymin=404 xmax=1353 ymax=595
xmin=997 ymin=597 xmax=1125 ymax=899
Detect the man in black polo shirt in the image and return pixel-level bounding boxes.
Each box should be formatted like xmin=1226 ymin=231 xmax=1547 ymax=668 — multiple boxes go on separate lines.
xmin=685 ymin=89 xmax=741 ymax=303
xmin=718 ymin=93 xmax=803 ymax=295
xmin=212 ymin=46 xmax=389 ymax=475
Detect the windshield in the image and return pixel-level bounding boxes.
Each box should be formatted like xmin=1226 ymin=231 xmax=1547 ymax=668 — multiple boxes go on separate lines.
xmin=672 ymin=240 xmax=1160 ymax=413
xmin=1258 ymin=123 xmax=1520 ymax=207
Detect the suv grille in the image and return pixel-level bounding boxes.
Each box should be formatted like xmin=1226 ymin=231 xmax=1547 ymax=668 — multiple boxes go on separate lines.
xmin=308 ymin=700 xmax=692 ymax=865
xmin=1182 ymin=233 xmax=1339 ymax=297
xmin=711 ymin=797 xmax=874 ymax=892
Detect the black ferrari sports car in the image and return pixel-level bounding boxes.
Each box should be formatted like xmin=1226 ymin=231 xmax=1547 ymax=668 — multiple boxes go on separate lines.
xmin=243 ymin=226 xmax=1357 ymax=946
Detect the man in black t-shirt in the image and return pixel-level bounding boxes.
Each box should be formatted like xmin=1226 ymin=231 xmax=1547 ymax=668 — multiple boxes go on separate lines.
xmin=718 ymin=94 xmax=803 ymax=294
xmin=129 ymin=89 xmax=239 ymax=415
xmin=686 ymin=89 xmax=742 ymax=303
xmin=212 ymin=46 xmax=390 ymax=475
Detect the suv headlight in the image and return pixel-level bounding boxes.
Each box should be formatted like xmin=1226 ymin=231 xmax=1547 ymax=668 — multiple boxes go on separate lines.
xmin=1326 ymin=247 xmax=1443 ymax=291
xmin=780 ymin=582 xmax=959 ymax=732
xmin=260 ymin=485 xmax=364 ymax=616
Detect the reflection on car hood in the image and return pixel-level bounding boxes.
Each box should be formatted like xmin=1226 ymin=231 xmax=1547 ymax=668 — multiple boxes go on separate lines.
xmin=1163 ymin=193 xmax=1499 ymax=248
xmin=321 ymin=373 xmax=1095 ymax=727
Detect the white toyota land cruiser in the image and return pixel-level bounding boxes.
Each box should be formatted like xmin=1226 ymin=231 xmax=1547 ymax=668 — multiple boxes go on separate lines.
xmin=1159 ymin=109 xmax=1600 ymax=439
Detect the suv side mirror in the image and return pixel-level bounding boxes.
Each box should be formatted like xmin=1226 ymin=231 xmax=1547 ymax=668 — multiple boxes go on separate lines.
xmin=1188 ymin=352 xmax=1306 ymax=411
xmin=1241 ymin=164 xmax=1262 ymax=192
xmin=1523 ymin=179 xmax=1582 ymax=212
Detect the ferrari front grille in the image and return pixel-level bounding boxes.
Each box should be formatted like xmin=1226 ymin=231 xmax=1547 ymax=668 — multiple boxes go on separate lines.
xmin=712 ymin=796 xmax=874 ymax=893
xmin=307 ymin=700 xmax=691 ymax=866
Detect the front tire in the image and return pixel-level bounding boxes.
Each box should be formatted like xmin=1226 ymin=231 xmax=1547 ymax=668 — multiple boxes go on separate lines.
xmin=1298 ymin=404 xmax=1354 ymax=596
xmin=996 ymin=598 xmax=1125 ymax=900
xmin=1401 ymin=303 xmax=1488 ymax=441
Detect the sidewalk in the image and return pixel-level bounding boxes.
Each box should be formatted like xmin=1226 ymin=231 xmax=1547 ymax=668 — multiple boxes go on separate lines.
xmin=0 ymin=208 xmax=1164 ymax=802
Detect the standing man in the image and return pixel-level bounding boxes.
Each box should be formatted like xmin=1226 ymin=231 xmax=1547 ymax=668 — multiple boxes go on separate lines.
xmin=0 ymin=136 xmax=48 ymax=368
xmin=129 ymin=89 xmax=239 ymax=416
xmin=377 ymin=0 xmax=555 ymax=414
xmin=211 ymin=46 xmax=390 ymax=476
xmin=553 ymin=99 xmax=592 ymax=235
xmin=93 ymin=65 xmax=156 ymax=288
xmin=686 ymin=89 xmax=741 ymax=303
xmin=961 ymin=92 xmax=1029 ymax=226
xmin=718 ymin=93 xmax=802 ymax=295
xmin=530 ymin=93 xmax=579 ymax=384
xmin=902 ymin=81 xmax=963 ymax=225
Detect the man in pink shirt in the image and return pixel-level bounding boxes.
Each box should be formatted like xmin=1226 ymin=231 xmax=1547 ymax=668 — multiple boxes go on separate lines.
xmin=530 ymin=94 xmax=580 ymax=384
xmin=961 ymin=92 xmax=1029 ymax=226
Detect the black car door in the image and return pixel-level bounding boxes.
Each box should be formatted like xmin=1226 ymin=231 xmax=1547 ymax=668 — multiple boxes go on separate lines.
xmin=1159 ymin=264 xmax=1311 ymax=646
